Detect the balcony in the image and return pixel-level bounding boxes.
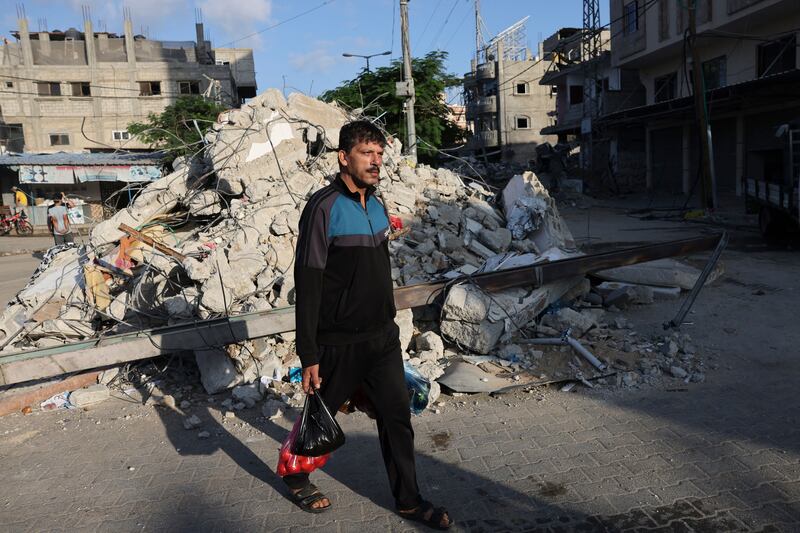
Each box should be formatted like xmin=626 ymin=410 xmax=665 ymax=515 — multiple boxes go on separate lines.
xmin=476 ymin=62 xmax=495 ymax=80
xmin=466 ymin=96 xmax=496 ymax=118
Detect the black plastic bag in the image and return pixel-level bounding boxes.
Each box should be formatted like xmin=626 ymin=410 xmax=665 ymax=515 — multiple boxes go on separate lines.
xmin=290 ymin=392 xmax=345 ymax=457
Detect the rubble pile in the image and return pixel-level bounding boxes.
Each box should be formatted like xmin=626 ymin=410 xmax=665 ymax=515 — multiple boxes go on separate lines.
xmin=0 ymin=89 xmax=715 ymax=414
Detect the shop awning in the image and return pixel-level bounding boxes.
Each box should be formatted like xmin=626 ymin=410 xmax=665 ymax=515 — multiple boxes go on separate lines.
xmin=0 ymin=151 xmax=166 ymax=184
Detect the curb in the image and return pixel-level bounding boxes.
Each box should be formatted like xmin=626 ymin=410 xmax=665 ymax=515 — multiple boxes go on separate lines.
xmin=0 ymin=249 xmax=48 ymax=258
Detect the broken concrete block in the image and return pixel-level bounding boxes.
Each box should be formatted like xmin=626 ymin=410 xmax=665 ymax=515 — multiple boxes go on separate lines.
xmin=442 ymin=284 xmax=490 ymax=323
xmin=415 ymin=332 xmax=444 ymax=358
xmin=69 ymin=384 xmax=109 ymax=408
xmin=478 ymin=227 xmax=512 ymax=252
xmin=541 ymin=308 xmax=596 ymax=337
xmin=594 ymin=258 xmax=721 ymax=290
xmin=195 ymin=348 xmax=241 ymax=394
xmin=440 ymin=318 xmax=504 ymax=354
xmin=395 ymin=308 xmax=414 ymax=354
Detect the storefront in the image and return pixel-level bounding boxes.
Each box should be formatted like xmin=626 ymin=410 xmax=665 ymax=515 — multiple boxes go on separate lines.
xmin=0 ymin=152 xmax=165 ymax=228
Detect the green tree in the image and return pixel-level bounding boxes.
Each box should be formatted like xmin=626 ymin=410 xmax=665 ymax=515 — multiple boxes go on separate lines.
xmin=320 ymin=51 xmax=465 ymax=162
xmin=127 ymin=96 xmax=224 ymax=161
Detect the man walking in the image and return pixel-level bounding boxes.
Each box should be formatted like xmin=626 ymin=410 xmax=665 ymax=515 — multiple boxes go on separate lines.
xmin=11 ymin=186 xmax=28 ymax=215
xmin=48 ymin=194 xmax=74 ymax=245
xmin=287 ymin=120 xmax=451 ymax=529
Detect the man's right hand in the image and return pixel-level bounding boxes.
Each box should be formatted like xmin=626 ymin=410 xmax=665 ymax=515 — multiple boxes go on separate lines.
xmin=302 ymin=364 xmax=322 ymax=394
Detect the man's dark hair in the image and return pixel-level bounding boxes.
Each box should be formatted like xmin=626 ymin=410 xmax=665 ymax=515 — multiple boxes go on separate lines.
xmin=338 ymin=120 xmax=386 ymax=153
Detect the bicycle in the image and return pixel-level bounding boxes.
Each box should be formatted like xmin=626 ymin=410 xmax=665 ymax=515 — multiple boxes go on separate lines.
xmin=0 ymin=211 xmax=34 ymax=235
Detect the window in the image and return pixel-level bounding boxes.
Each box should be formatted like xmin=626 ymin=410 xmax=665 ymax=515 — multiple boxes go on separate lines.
xmin=215 ymin=59 xmax=230 ymax=66
xmin=178 ymin=81 xmax=201 ymax=95
xmin=37 ymin=82 xmax=61 ymax=96
xmin=112 ymin=130 xmax=131 ymax=141
xmin=139 ymin=81 xmax=161 ymax=96
xmin=654 ymin=72 xmax=677 ymax=102
xmin=758 ymin=35 xmax=797 ymax=78
xmin=702 ymin=56 xmax=727 ymax=90
xmin=71 ymin=82 xmax=91 ymax=97
xmin=514 ymin=82 xmax=529 ymax=95
xmin=623 ymin=1 xmax=639 ymax=35
xmin=4 ymin=81 xmax=12 ymax=88
xmin=515 ymin=116 xmax=530 ymax=129
xmin=49 ymin=133 xmax=69 ymax=146
xmin=569 ymin=85 xmax=584 ymax=105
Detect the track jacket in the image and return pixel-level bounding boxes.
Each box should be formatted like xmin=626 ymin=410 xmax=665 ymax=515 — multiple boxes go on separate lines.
xmin=294 ymin=175 xmax=396 ymax=368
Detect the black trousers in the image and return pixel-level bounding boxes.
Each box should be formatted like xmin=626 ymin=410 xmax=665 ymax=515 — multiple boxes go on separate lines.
xmin=283 ymin=321 xmax=421 ymax=510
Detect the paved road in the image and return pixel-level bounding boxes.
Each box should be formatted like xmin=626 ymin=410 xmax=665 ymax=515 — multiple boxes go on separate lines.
xmin=0 ymin=254 xmax=44 ymax=305
xmin=0 ymin=208 xmax=798 ymax=532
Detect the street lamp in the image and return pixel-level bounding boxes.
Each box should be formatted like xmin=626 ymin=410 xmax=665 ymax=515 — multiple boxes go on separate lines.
xmin=341 ymin=50 xmax=391 ymax=72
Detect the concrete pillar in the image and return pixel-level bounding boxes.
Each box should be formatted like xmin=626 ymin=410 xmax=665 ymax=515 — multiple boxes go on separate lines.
xmin=195 ymin=23 xmax=208 ymax=64
xmin=645 ymin=128 xmax=653 ymax=190
xmin=124 ymin=19 xmax=136 ymax=65
xmin=496 ymin=40 xmax=505 ymax=153
xmin=38 ymin=32 xmax=50 ymax=56
xmin=735 ymin=114 xmax=744 ymax=196
xmin=18 ymin=18 xmax=34 ymax=66
xmin=682 ymin=124 xmax=691 ymax=194
xmin=84 ymin=20 xmax=96 ymax=66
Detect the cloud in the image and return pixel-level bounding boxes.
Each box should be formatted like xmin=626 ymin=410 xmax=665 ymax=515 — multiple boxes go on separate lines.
xmin=289 ymin=43 xmax=340 ymax=73
xmin=60 ymin=0 xmax=186 ymax=34
xmin=198 ymin=0 xmax=271 ymax=46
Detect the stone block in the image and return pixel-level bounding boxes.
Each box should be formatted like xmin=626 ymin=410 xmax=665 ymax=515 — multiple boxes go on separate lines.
xmin=69 ymin=384 xmax=109 ymax=407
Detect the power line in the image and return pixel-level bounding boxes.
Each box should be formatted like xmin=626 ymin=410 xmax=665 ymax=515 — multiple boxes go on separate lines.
xmin=216 ymin=0 xmax=336 ymax=47
xmin=416 ymin=0 xmax=443 ymax=44
xmin=427 ymin=0 xmax=461 ymax=52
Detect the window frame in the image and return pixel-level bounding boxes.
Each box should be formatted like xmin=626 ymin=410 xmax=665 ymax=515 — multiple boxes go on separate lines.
xmin=112 ymin=130 xmax=131 ymax=141
xmin=71 ymin=82 xmax=91 ymax=97
xmin=138 ymin=81 xmax=162 ymax=96
xmin=178 ymin=80 xmax=201 ymax=95
xmin=515 ymin=115 xmax=531 ymax=130
xmin=702 ymin=55 xmax=727 ymax=91
xmin=653 ymin=72 xmax=677 ymax=102
xmin=568 ymin=84 xmax=584 ymax=105
xmin=757 ymin=34 xmax=797 ymax=78
xmin=49 ymin=133 xmax=70 ymax=146
xmin=37 ymin=82 xmax=62 ymax=97
xmin=623 ymin=1 xmax=639 ymax=36
xmin=513 ymin=82 xmax=529 ymax=95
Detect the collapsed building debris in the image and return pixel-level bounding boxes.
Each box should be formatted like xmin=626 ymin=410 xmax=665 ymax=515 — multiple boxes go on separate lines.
xmin=0 ymin=89 xmax=726 ymax=416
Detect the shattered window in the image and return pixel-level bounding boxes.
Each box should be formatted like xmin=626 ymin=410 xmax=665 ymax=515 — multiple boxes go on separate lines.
xmin=515 ymin=116 xmax=530 ymax=129
xmin=514 ymin=82 xmax=529 ymax=95
xmin=569 ymin=85 xmax=584 ymax=105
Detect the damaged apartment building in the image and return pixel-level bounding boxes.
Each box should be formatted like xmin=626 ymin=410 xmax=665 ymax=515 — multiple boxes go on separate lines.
xmin=537 ymin=27 xmax=649 ymax=191
xmin=463 ymin=18 xmax=557 ymax=164
xmin=0 ymin=9 xmax=255 ymax=221
xmin=598 ymin=0 xmax=800 ymax=201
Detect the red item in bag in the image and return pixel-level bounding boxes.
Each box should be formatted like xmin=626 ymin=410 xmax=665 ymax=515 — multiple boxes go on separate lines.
xmin=277 ymin=417 xmax=330 ymax=476
xmin=389 ymin=215 xmax=403 ymax=231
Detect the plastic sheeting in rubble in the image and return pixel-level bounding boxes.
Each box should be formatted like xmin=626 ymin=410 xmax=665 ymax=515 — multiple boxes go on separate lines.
xmin=0 ymin=89 xmax=581 ymax=398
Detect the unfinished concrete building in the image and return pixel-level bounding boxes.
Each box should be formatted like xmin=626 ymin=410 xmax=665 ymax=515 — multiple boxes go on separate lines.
xmin=463 ymin=18 xmax=557 ymax=164
xmin=601 ymin=0 xmax=800 ymax=201
xmin=0 ymin=13 xmax=256 ymax=154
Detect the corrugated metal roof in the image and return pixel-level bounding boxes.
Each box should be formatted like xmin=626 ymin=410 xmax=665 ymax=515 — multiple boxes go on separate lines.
xmin=0 ymin=151 xmax=166 ymax=166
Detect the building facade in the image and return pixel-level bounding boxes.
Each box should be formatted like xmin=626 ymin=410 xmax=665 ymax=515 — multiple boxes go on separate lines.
xmin=602 ymin=0 xmax=800 ymax=199
xmin=0 ymin=16 xmax=256 ymax=154
xmin=463 ymin=19 xmax=558 ymax=165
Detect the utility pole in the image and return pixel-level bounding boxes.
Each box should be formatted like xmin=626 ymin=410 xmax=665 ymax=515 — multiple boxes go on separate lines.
xmin=399 ymin=0 xmax=417 ymax=163
xmin=688 ymin=2 xmax=717 ymax=210
xmin=474 ymin=0 xmax=481 ymax=62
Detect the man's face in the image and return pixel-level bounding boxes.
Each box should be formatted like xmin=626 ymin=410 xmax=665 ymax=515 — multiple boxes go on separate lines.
xmin=339 ymin=140 xmax=384 ymax=188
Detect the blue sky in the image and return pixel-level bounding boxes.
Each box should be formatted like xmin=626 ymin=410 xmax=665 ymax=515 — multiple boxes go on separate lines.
xmin=2 ymin=1 xmax=609 ymax=101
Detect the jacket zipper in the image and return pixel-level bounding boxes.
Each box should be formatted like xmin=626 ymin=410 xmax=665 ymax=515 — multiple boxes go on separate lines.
xmin=362 ymin=198 xmax=375 ymax=246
